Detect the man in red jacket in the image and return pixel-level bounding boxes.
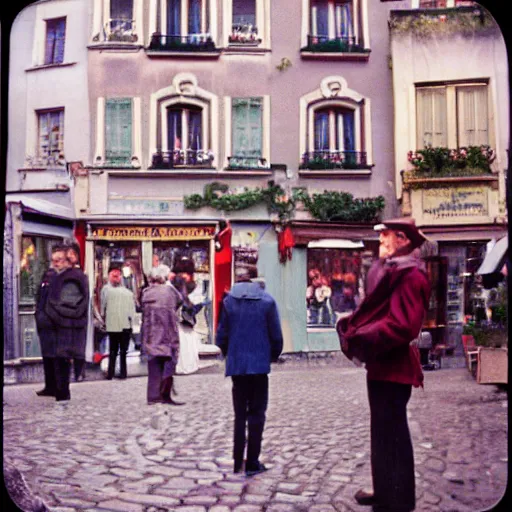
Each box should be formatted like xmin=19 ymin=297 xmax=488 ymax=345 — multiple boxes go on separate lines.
xmin=337 ymin=217 xmax=430 ymax=512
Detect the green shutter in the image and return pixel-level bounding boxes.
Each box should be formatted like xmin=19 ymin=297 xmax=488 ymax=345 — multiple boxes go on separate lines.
xmin=105 ymin=98 xmax=132 ymax=165
xmin=232 ymin=98 xmax=262 ymax=163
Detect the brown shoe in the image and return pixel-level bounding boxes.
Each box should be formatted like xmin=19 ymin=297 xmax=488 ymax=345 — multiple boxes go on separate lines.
xmin=354 ymin=489 xmax=376 ymax=506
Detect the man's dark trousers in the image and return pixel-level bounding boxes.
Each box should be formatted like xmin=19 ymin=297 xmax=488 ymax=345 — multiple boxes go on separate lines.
xmin=107 ymin=330 xmax=131 ymax=379
xmin=367 ymin=378 xmax=415 ymax=512
xmin=231 ymin=374 xmax=268 ymax=471
xmin=54 ymin=357 xmax=71 ymax=401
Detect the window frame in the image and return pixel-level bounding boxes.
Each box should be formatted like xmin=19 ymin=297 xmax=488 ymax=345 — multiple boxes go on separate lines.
xmin=44 ymin=17 xmax=66 ymax=65
xmin=299 ymin=76 xmax=372 ymax=174
xmin=301 ymin=0 xmax=370 ymax=58
xmin=36 ymin=108 xmax=65 ymax=164
xmin=91 ymin=0 xmax=143 ymax=44
xmin=415 ymin=81 xmax=491 ymax=151
xmin=222 ymin=0 xmax=270 ymax=49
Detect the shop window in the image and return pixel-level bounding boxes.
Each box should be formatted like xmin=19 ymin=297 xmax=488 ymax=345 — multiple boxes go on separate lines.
xmin=105 ymin=98 xmax=133 ymax=165
xmin=44 ymin=17 xmax=66 ymax=65
xmin=37 ymin=108 xmax=65 ymax=165
xmin=306 ymin=247 xmax=368 ymax=328
xmin=20 ymin=236 xmax=59 ymax=304
xmin=416 ymin=83 xmax=489 ymax=149
xmin=423 ymin=256 xmax=447 ymax=329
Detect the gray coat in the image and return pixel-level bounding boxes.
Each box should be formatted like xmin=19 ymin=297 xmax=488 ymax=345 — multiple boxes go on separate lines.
xmin=141 ymin=283 xmax=182 ymax=359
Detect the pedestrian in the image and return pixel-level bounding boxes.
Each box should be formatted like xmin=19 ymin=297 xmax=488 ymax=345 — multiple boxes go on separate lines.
xmin=64 ymin=240 xmax=87 ymax=382
xmin=34 ymin=264 xmax=58 ymax=397
xmin=101 ymin=265 xmax=137 ymax=380
xmin=216 ymin=269 xmax=283 ymax=476
xmin=44 ymin=244 xmax=89 ymax=403
xmin=337 ymin=217 xmax=430 ymax=512
xmin=141 ymin=264 xmax=184 ymax=405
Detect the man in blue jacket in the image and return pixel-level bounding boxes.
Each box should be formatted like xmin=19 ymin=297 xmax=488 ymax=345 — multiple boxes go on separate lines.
xmin=216 ymin=270 xmax=283 ymax=476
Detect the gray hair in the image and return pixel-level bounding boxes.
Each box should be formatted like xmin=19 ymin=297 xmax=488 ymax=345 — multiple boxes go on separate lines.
xmin=148 ymin=264 xmax=171 ymax=284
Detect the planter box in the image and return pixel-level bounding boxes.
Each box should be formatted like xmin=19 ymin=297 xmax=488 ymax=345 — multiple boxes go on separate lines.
xmin=477 ymin=347 xmax=508 ymax=384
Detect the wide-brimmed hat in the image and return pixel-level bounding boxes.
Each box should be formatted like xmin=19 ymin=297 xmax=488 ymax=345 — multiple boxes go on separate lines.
xmin=374 ymin=217 xmax=428 ymax=250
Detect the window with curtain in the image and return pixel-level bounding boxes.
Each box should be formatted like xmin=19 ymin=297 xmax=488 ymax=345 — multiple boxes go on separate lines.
xmin=416 ymin=88 xmax=448 ymax=148
xmin=416 ymin=83 xmax=489 ymax=149
xmin=232 ymin=98 xmax=263 ymax=157
xmin=37 ymin=109 xmax=64 ymax=160
xmin=167 ymin=105 xmax=203 ymax=164
xmin=167 ymin=0 xmax=181 ymax=35
xmin=166 ymin=0 xmax=208 ymax=36
xmin=310 ymin=1 xmax=354 ymax=40
xmin=110 ymin=0 xmax=134 ymax=35
xmin=44 ymin=17 xmax=66 ymax=65
xmin=105 ymin=98 xmax=132 ymax=165
xmin=314 ymin=107 xmax=355 ymax=153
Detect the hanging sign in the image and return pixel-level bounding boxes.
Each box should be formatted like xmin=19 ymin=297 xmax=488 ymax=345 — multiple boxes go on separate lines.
xmin=90 ymin=225 xmax=215 ymax=241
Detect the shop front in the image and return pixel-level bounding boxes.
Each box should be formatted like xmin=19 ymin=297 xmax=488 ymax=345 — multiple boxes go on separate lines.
xmin=85 ymin=222 xmax=222 ymax=361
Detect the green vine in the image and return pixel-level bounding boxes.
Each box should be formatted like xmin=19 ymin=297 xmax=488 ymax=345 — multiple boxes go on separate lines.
xmin=184 ymin=181 xmax=385 ymax=223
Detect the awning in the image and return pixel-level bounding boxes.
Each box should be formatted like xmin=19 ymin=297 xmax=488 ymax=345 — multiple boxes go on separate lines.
xmin=477 ymin=235 xmax=508 ymax=275
xmin=308 ymin=239 xmax=364 ymax=249
xmin=6 ymin=194 xmax=74 ymax=220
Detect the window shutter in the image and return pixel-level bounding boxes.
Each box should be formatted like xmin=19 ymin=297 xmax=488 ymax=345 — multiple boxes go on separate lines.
xmin=457 ymin=85 xmax=488 ymax=147
xmin=106 ymin=99 xmax=132 ymax=164
xmin=232 ymin=98 xmax=262 ymax=157
xmin=416 ymin=88 xmax=447 ymax=148
xmin=248 ymin=99 xmax=262 ymax=156
xmin=232 ymin=99 xmax=248 ymax=156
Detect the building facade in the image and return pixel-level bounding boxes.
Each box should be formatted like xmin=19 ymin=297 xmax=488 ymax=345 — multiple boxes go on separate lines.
xmin=4 ymin=0 xmax=91 ymax=365
xmin=390 ymin=0 xmax=508 ymax=348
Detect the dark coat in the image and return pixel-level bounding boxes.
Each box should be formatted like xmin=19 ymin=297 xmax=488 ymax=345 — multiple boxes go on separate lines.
xmin=216 ymin=282 xmax=283 ymax=377
xmin=338 ymin=253 xmax=429 ymax=388
xmin=141 ymin=283 xmax=182 ymax=359
xmin=35 ymin=268 xmax=56 ymax=357
xmin=45 ymin=267 xmax=89 ymax=359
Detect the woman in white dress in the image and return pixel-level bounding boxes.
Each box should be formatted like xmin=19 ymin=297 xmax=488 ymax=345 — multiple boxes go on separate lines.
xmin=172 ymin=258 xmax=205 ymax=375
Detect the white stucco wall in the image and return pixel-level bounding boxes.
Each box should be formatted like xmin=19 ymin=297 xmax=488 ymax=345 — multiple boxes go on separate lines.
xmin=391 ymin=28 xmax=509 ymax=199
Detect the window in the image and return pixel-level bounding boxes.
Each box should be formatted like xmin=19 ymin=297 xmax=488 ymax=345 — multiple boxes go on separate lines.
xmin=150 ymin=0 xmax=213 ymax=49
xmin=300 ymin=76 xmax=371 ymax=171
xmin=302 ymin=0 xmax=368 ymax=54
xmin=150 ymin=74 xmax=218 ymax=169
xmin=44 ymin=17 xmax=66 ymax=65
xmin=230 ymin=0 xmax=260 ymax=45
xmin=105 ymin=99 xmax=132 ymax=165
xmin=37 ymin=109 xmax=64 ymax=163
xmin=416 ymin=83 xmax=489 ymax=149
xmin=230 ymin=98 xmax=265 ymax=168
xmin=108 ymin=0 xmax=136 ymax=42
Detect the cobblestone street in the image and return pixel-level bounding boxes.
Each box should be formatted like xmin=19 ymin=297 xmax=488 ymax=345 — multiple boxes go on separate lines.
xmin=3 ymin=363 xmax=508 ymax=512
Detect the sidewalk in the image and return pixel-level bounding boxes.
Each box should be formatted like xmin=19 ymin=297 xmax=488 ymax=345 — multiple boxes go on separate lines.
xmin=3 ymin=363 xmax=507 ymax=512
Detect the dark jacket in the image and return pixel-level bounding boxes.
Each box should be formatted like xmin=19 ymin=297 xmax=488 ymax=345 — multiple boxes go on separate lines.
xmin=45 ymin=267 xmax=89 ymax=358
xmin=216 ymin=282 xmax=283 ymax=377
xmin=141 ymin=283 xmax=182 ymax=359
xmin=35 ymin=268 xmax=56 ymax=357
xmin=338 ymin=253 xmax=429 ymax=388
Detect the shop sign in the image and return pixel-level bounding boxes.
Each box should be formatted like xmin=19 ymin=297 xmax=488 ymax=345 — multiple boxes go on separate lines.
xmin=91 ymin=225 xmax=215 ymax=241
xmin=422 ymin=186 xmax=488 ymax=221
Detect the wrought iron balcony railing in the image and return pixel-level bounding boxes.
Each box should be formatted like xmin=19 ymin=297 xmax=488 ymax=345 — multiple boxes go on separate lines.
xmin=303 ymin=35 xmax=369 ymax=53
xmin=148 ymin=33 xmax=217 ymax=51
xmin=226 ymin=156 xmax=270 ymax=170
xmin=229 ymin=23 xmax=262 ymax=45
xmin=300 ymin=150 xmax=368 ymax=170
xmin=151 ymin=149 xmax=215 ymax=169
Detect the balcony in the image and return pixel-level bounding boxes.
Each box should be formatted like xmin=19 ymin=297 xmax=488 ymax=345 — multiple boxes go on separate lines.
xmin=147 ymin=33 xmax=219 ymax=54
xmin=299 ymin=150 xmax=368 ymax=171
xmin=301 ymin=35 xmax=370 ymax=60
xmin=226 ymin=156 xmax=270 ymax=170
xmin=150 ymin=149 xmax=215 ymax=170
xmin=229 ymin=23 xmax=262 ymax=46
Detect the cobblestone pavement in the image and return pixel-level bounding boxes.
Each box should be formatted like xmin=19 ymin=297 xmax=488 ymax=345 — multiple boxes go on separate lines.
xmin=3 ymin=363 xmax=508 ymax=512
